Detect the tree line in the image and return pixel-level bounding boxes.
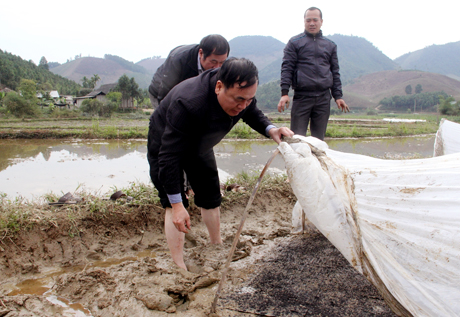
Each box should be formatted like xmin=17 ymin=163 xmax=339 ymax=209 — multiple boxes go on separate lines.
xmin=378 ymin=91 xmax=449 ymax=112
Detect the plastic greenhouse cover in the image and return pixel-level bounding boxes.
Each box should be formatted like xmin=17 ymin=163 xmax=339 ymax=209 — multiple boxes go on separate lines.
xmin=279 ymin=135 xmax=460 ymax=317
xmin=434 ymin=118 xmax=460 ymax=157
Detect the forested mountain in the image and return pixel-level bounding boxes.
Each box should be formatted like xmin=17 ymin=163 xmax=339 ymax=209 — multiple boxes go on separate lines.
xmin=50 ymin=55 xmax=152 ymax=89
xmin=394 ymin=41 xmax=460 ymax=81
xmin=0 ymin=49 xmax=81 ymax=94
xmin=327 ymin=34 xmax=398 ymax=84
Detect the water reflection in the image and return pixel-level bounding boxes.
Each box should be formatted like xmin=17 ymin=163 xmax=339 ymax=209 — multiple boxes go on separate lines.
xmin=0 ymin=136 xmax=435 ymax=199
xmin=327 ymin=136 xmax=435 ymax=159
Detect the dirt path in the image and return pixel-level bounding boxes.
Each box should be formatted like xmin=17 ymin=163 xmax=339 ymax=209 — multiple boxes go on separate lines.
xmin=0 ymin=185 xmax=394 ymax=316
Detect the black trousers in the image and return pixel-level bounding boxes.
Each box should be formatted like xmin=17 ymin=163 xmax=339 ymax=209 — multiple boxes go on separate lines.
xmin=290 ymin=91 xmax=331 ymax=140
xmin=147 ymin=131 xmax=222 ymax=210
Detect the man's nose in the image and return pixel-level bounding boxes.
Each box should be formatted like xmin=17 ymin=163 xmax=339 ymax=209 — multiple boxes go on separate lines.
xmin=239 ymin=100 xmax=251 ymax=109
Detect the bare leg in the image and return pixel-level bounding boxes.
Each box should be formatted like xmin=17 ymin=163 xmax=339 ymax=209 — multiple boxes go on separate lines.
xmin=164 ymin=207 xmax=187 ymax=270
xmin=201 ymin=207 xmax=222 ymax=244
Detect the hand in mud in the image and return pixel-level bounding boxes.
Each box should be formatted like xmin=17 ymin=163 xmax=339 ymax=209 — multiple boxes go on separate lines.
xmin=171 ymin=203 xmax=191 ymax=233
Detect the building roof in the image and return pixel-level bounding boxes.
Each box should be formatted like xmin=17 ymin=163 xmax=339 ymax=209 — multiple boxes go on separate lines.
xmin=50 ymin=90 xmax=60 ymax=98
xmin=86 ymin=83 xmax=117 ymax=97
xmin=0 ymin=84 xmax=13 ymax=93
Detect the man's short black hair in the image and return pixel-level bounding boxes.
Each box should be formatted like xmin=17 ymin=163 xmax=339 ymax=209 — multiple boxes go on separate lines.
xmin=199 ymin=34 xmax=230 ymax=60
xmin=304 ymin=7 xmax=322 ymax=19
xmin=217 ymin=57 xmax=258 ymax=89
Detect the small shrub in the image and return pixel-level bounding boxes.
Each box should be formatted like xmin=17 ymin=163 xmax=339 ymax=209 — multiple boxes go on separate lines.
xmin=366 ymin=108 xmax=378 ymax=115
xmin=81 ymin=99 xmax=117 ymax=117
xmin=3 ymin=92 xmax=41 ymax=118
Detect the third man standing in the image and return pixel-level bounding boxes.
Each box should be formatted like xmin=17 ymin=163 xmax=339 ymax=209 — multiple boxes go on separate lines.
xmin=278 ymin=7 xmax=349 ymax=140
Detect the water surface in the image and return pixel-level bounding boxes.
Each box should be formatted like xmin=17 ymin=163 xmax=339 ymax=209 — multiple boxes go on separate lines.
xmin=0 ymin=136 xmax=435 ymax=200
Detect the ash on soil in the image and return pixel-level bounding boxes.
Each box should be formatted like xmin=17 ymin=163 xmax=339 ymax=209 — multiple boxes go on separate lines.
xmin=221 ymin=232 xmax=396 ymax=317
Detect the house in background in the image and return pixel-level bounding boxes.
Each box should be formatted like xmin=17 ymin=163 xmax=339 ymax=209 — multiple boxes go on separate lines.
xmin=36 ymin=90 xmax=70 ymax=108
xmin=36 ymin=90 xmax=60 ymax=99
xmin=0 ymin=85 xmax=13 ymax=94
xmin=73 ymin=83 xmax=134 ymax=109
xmin=73 ymin=83 xmax=117 ymax=108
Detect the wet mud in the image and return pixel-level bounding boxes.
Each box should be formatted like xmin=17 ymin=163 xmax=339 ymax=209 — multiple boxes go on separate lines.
xmin=0 ymin=187 xmax=395 ymax=316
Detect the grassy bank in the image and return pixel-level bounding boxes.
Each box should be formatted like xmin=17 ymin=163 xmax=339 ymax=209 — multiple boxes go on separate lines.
xmin=0 ymin=174 xmax=290 ymax=238
xmin=0 ymin=113 xmax=458 ymax=139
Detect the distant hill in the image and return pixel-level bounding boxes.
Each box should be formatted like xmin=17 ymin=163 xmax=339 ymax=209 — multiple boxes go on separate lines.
xmin=50 ymin=55 xmax=152 ymax=89
xmin=136 ymin=57 xmax=166 ymax=74
xmin=229 ymin=35 xmax=285 ymax=72
xmin=0 ymin=49 xmax=81 ymax=94
xmin=5 ymin=35 xmax=460 ymax=104
xmin=230 ymin=34 xmax=399 ymax=85
xmin=343 ymin=70 xmax=460 ymax=109
xmin=394 ymin=41 xmax=460 ymax=81
xmin=327 ymin=34 xmax=398 ymax=84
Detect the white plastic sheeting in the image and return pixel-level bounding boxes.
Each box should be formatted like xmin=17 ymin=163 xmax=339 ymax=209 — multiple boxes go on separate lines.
xmin=383 ymin=118 xmax=426 ymax=123
xmin=279 ymin=135 xmax=460 ymax=317
xmin=434 ymin=118 xmax=460 ymax=156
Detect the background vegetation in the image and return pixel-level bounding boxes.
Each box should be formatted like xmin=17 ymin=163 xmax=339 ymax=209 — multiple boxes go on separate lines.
xmin=0 ymin=49 xmax=81 ymax=94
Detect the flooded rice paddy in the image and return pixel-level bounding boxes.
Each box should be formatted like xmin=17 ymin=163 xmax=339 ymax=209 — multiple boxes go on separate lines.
xmin=0 ymin=136 xmax=435 ymax=200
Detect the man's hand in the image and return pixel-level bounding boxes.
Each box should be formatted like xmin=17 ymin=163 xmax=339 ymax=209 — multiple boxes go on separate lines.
xmin=171 ymin=202 xmax=191 ymax=233
xmin=277 ymin=95 xmax=291 ymax=112
xmin=336 ymin=99 xmax=350 ymax=112
xmin=268 ymin=127 xmax=294 ymax=144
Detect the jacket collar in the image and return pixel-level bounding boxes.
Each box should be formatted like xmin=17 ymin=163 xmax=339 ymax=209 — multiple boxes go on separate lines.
xmin=304 ymin=30 xmax=323 ymax=38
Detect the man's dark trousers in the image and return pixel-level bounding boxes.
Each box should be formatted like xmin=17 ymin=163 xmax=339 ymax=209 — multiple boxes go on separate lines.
xmin=290 ymin=91 xmax=331 ymax=140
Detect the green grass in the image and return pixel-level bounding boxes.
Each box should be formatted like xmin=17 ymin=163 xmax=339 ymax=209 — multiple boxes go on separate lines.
xmin=0 ymin=174 xmax=293 ymax=237
xmin=0 ymin=112 xmax=458 ymax=139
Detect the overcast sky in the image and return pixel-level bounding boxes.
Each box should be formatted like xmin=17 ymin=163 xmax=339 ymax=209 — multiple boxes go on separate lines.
xmin=1 ymin=0 xmax=459 ymax=65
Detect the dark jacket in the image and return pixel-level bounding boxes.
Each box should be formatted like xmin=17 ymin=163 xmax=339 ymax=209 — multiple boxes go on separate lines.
xmin=147 ymin=69 xmax=271 ymax=196
xmin=148 ymin=44 xmax=200 ymax=101
xmin=280 ymin=30 xmax=343 ymax=100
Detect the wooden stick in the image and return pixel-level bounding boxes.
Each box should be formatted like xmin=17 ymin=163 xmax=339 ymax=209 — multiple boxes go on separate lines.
xmin=210 ymin=148 xmax=280 ymax=314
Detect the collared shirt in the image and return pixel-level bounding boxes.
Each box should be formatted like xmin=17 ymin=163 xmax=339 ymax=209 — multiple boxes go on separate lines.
xmin=197 ymin=53 xmax=203 ymax=74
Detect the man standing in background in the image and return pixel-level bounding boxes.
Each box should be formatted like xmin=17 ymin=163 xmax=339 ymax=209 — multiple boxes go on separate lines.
xmin=277 ymin=7 xmax=349 ymax=140
xmin=148 ymin=34 xmax=230 ymax=109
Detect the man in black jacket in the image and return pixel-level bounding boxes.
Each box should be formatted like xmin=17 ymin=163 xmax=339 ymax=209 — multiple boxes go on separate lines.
xmin=277 ymin=7 xmax=349 ymax=140
xmin=148 ymin=34 xmax=229 ymax=109
xmin=147 ymin=58 xmax=293 ymax=270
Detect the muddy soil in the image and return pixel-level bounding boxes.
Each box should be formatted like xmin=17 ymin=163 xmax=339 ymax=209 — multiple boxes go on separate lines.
xmin=0 ymin=186 xmax=395 ymax=317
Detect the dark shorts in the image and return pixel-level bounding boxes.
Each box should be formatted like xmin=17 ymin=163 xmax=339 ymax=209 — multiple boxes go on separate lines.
xmin=290 ymin=91 xmax=332 ymax=140
xmin=147 ymin=146 xmax=222 ymax=210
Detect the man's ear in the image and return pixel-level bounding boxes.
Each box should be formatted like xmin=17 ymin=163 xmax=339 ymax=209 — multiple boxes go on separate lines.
xmin=198 ymin=48 xmax=204 ymax=61
xmin=215 ymin=80 xmax=223 ymax=95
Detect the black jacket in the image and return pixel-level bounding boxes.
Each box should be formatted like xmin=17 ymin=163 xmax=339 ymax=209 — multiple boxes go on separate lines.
xmin=148 ymin=44 xmax=200 ymax=101
xmin=147 ymin=69 xmax=272 ymax=196
xmin=280 ymin=30 xmax=343 ymax=100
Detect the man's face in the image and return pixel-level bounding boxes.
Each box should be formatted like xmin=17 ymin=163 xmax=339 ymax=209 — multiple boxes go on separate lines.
xmin=215 ymin=80 xmax=257 ymax=117
xmin=304 ymin=9 xmax=323 ymax=35
xmin=199 ymin=49 xmax=228 ymax=70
